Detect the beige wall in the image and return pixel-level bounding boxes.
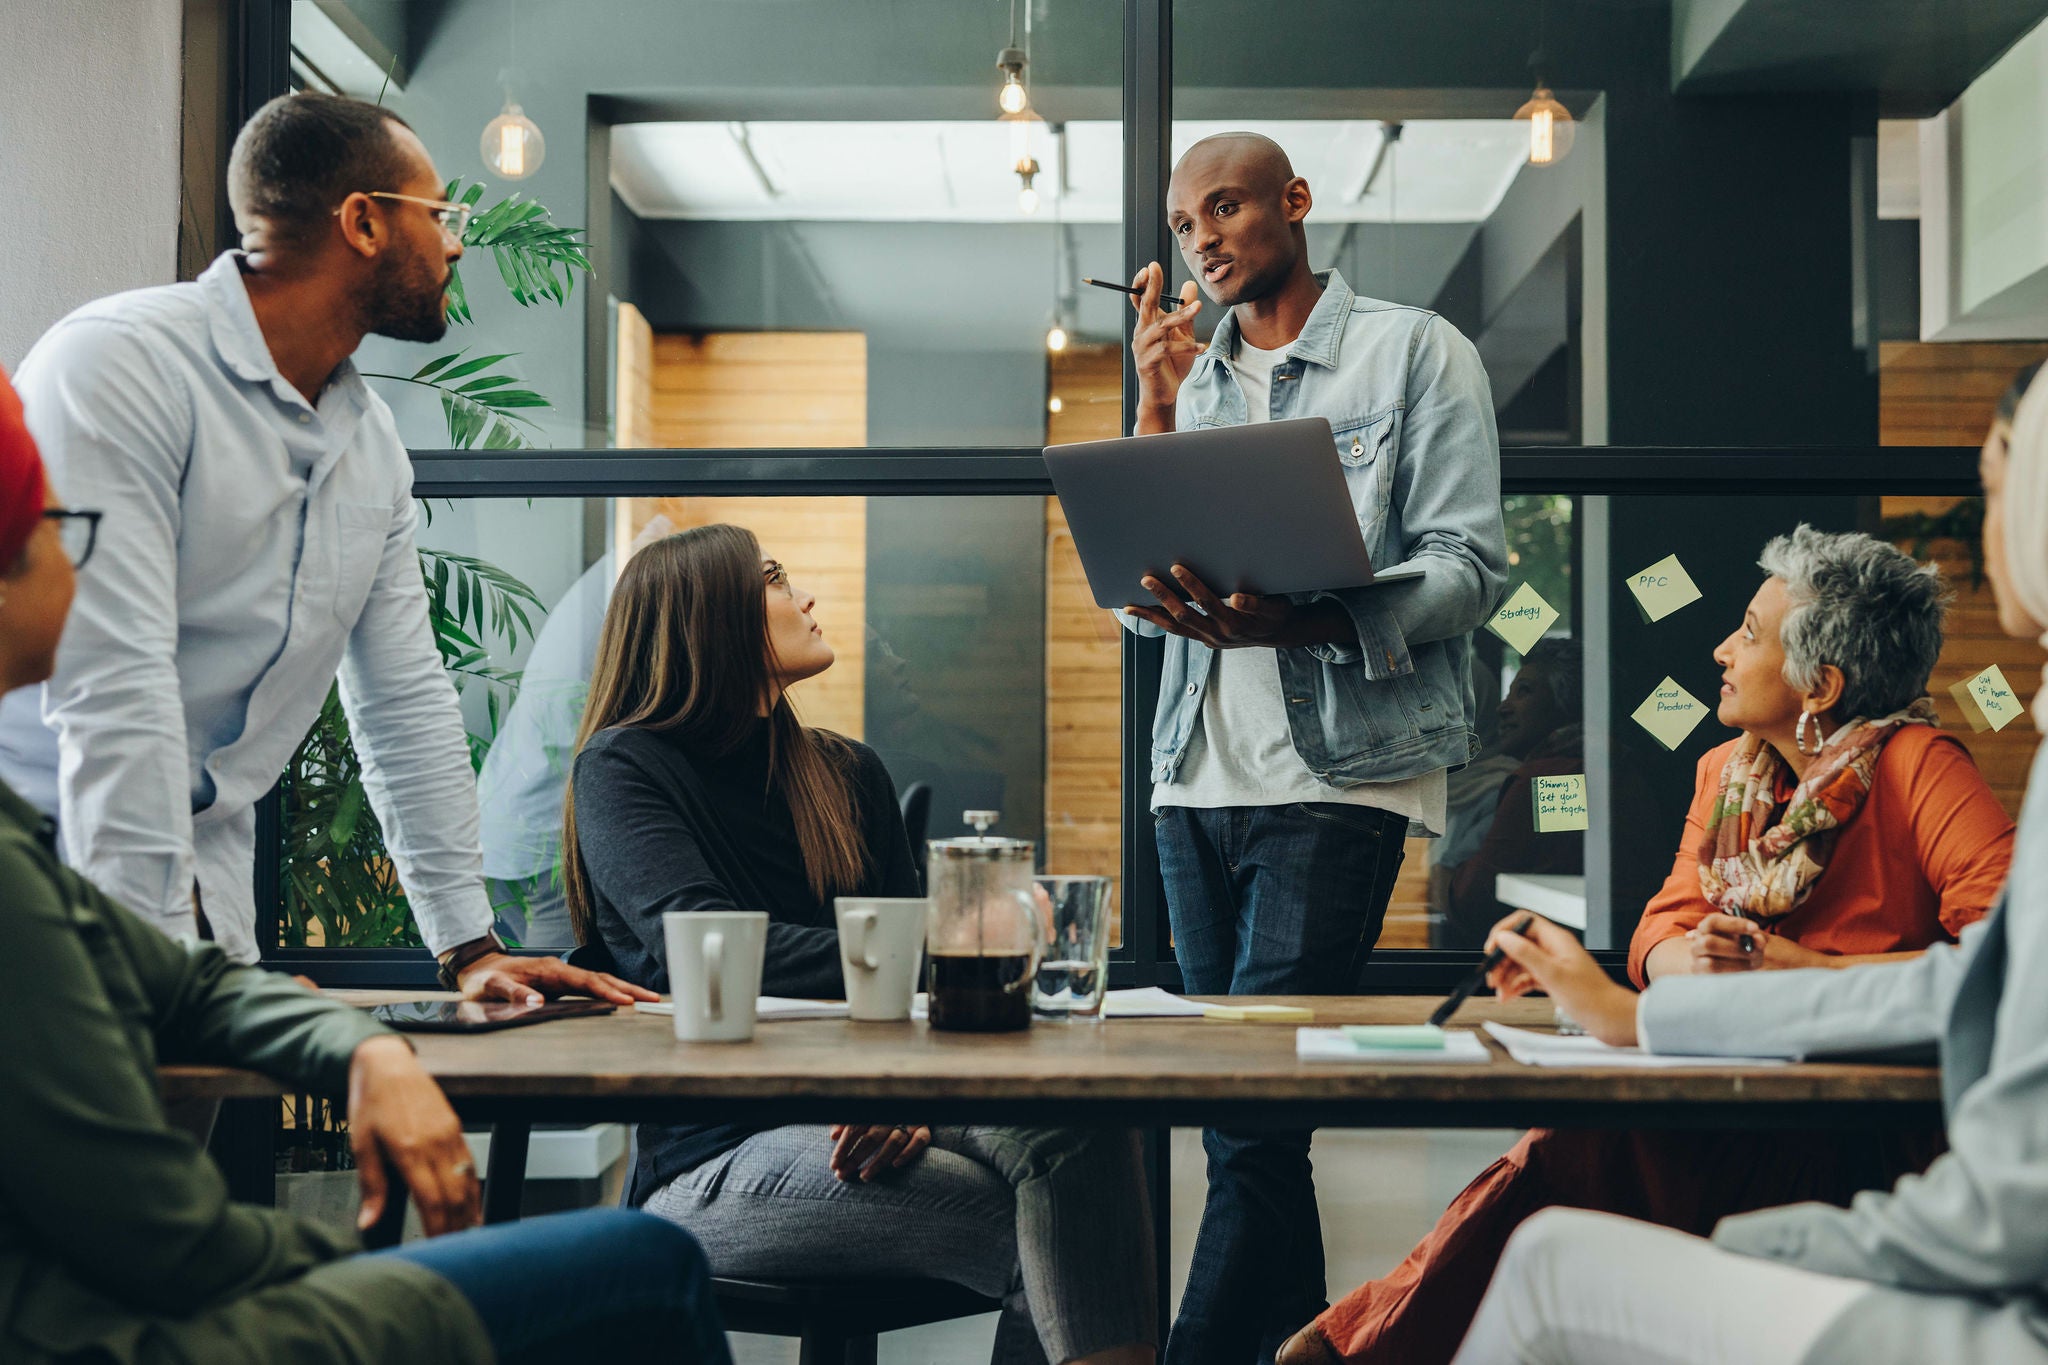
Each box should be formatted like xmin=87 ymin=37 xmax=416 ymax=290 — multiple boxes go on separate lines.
xmin=0 ymin=0 xmax=182 ymax=367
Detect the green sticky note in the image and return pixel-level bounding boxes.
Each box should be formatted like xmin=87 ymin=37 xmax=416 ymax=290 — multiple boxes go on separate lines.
xmin=1951 ymin=665 xmax=2026 ymax=733
xmin=1531 ymin=773 xmax=1589 ymax=832
xmin=1626 ymin=554 xmax=1704 ymax=623
xmin=1632 ymin=676 xmax=1710 ymax=751
xmin=1340 ymin=1024 xmax=1447 ymax=1050
xmin=1485 ymin=582 xmax=1560 ymax=655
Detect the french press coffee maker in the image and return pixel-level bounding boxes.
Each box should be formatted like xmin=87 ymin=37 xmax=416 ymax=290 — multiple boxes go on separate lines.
xmin=925 ymin=811 xmax=1042 ymax=1032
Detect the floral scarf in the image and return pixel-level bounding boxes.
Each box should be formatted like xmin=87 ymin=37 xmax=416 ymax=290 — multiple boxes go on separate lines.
xmin=1695 ymin=698 xmax=1939 ymax=922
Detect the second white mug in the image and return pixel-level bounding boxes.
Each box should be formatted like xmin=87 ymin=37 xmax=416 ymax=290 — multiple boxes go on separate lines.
xmin=834 ymin=897 xmax=927 ymax=1021
xmin=663 ymin=910 xmax=769 ymax=1042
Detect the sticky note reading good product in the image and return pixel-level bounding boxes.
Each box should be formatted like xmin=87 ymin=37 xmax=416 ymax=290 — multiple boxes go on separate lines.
xmin=1485 ymin=582 xmax=1560 ymax=655
xmin=1626 ymin=554 xmax=1704 ymax=623
xmin=1951 ymin=665 xmax=2027 ymax=733
xmin=1531 ymin=773 xmax=1590 ymax=832
xmin=1632 ymin=677 xmax=1710 ymax=750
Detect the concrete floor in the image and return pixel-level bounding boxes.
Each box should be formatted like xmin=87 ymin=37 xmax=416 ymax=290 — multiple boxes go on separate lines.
xmin=729 ymin=1127 xmax=1519 ymax=1365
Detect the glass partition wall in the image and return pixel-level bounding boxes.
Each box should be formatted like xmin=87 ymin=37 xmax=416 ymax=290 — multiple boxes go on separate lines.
xmin=254 ymin=1 xmax=2022 ymax=987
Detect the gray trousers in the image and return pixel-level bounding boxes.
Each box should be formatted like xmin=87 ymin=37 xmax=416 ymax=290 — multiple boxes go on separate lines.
xmin=645 ymin=1124 xmax=1157 ymax=1365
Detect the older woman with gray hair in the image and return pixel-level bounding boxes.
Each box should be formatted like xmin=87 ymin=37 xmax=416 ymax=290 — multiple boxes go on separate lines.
xmin=1283 ymin=527 xmax=2016 ymax=1365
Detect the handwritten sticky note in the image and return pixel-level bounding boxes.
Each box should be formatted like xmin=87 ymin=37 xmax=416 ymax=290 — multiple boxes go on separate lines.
xmin=1626 ymin=554 xmax=1704 ymax=623
xmin=1632 ymin=676 xmax=1710 ymax=750
xmin=1485 ymin=582 xmax=1560 ymax=655
xmin=1531 ymin=774 xmax=1590 ymax=832
xmin=1950 ymin=665 xmax=2027 ymax=733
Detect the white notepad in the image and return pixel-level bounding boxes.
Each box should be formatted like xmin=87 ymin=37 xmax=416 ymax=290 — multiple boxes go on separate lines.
xmin=1483 ymin=1021 xmax=1790 ymax=1069
xmin=634 ymin=997 xmax=850 ymax=1020
xmin=1296 ymin=1028 xmax=1492 ymax=1064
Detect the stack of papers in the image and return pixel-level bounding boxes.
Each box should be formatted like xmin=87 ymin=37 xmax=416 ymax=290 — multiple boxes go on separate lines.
xmin=1297 ymin=1027 xmax=1492 ymax=1064
xmin=1482 ymin=1022 xmax=1790 ymax=1069
xmin=634 ymin=997 xmax=850 ymax=1020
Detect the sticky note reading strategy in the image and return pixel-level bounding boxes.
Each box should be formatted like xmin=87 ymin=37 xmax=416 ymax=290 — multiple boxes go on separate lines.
xmin=1632 ymin=676 xmax=1710 ymax=751
xmin=1531 ymin=773 xmax=1590 ymax=833
xmin=1626 ymin=554 xmax=1704 ymax=623
xmin=1486 ymin=582 xmax=1560 ymax=655
xmin=1951 ymin=665 xmax=2026 ymax=733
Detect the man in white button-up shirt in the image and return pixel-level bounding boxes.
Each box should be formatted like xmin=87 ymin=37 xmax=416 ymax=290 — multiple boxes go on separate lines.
xmin=0 ymin=92 xmax=649 ymax=1006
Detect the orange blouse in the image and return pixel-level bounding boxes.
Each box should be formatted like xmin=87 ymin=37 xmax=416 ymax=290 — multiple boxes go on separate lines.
xmin=1626 ymin=725 xmax=2014 ymax=988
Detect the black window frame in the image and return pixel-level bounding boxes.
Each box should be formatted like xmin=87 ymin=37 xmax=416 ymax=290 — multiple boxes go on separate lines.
xmin=232 ymin=0 xmax=1983 ymax=990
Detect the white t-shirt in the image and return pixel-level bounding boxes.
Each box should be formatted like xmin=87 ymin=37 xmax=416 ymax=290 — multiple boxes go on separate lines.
xmin=1151 ymin=338 xmax=1446 ymax=833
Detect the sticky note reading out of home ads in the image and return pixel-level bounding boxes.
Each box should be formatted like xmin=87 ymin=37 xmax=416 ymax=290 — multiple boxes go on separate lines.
xmin=1626 ymin=554 xmax=1704 ymax=623
xmin=1951 ymin=665 xmax=2026 ymax=733
xmin=1486 ymin=582 xmax=1559 ymax=655
xmin=1632 ymin=677 xmax=1710 ymax=750
xmin=1531 ymin=773 xmax=1590 ymax=833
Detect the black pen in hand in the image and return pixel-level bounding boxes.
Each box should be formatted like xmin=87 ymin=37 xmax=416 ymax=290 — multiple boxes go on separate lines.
xmin=1428 ymin=913 xmax=1536 ymax=1028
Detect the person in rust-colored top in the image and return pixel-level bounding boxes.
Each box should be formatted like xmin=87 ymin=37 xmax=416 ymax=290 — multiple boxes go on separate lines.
xmin=1280 ymin=526 xmax=2015 ymax=1365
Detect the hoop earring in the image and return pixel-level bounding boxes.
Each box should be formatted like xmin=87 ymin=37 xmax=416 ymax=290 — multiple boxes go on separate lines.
xmin=1795 ymin=710 xmax=1821 ymax=756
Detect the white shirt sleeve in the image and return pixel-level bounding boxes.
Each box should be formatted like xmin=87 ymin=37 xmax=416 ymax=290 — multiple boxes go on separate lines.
xmin=24 ymin=321 xmax=203 ymax=936
xmin=335 ymin=473 xmax=495 ymax=957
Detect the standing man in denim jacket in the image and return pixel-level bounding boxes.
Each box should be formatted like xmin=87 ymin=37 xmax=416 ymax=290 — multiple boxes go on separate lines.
xmin=1118 ymin=133 xmax=1506 ymax=1365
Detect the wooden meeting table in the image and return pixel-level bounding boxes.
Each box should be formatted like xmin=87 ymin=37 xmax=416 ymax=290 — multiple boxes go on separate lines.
xmin=162 ymin=991 xmax=1939 ymax=1241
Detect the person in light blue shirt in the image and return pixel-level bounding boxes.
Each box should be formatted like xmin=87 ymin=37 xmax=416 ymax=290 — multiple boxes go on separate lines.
xmin=1116 ymin=132 xmax=1507 ymax=1365
xmin=0 ymin=92 xmax=648 ymax=1006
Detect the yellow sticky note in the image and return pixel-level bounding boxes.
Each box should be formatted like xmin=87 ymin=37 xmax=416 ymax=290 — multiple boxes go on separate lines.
xmin=1531 ymin=774 xmax=1589 ymax=832
xmin=1201 ymin=1004 xmax=1315 ymax=1023
xmin=1626 ymin=554 xmax=1704 ymax=623
xmin=1632 ymin=676 xmax=1710 ymax=750
xmin=1485 ymin=582 xmax=1560 ymax=655
xmin=1950 ymin=665 xmax=2027 ymax=733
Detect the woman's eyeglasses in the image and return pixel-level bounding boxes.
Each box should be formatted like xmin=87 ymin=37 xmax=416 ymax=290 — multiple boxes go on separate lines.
xmin=43 ymin=509 xmax=101 ymax=569
xmin=762 ymin=561 xmax=793 ymax=595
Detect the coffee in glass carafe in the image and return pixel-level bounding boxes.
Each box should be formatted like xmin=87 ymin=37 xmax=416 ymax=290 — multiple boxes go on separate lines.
xmin=925 ymin=811 xmax=1042 ymax=1033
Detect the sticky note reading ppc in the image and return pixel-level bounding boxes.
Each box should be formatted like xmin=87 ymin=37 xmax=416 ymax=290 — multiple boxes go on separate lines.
xmin=1626 ymin=554 xmax=1704 ymax=623
xmin=1531 ymin=773 xmax=1590 ymax=832
xmin=1950 ymin=665 xmax=2026 ymax=733
xmin=1632 ymin=676 xmax=1710 ymax=750
xmin=1485 ymin=582 xmax=1560 ymax=655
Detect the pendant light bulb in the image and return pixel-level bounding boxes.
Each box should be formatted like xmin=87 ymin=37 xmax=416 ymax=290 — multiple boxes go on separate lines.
xmin=1045 ymin=322 xmax=1069 ymax=354
xmin=1513 ymin=86 xmax=1573 ymax=167
xmin=1016 ymin=157 xmax=1041 ymax=215
xmin=1048 ymin=395 xmax=1064 ymax=414
xmin=482 ymin=97 xmax=545 ymax=180
xmin=996 ymin=47 xmax=1029 ymax=115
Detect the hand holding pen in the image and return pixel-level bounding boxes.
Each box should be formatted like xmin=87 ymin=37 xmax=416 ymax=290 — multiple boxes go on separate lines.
xmin=1687 ymin=913 xmax=1764 ymax=973
xmin=1102 ymin=263 xmax=1203 ymax=433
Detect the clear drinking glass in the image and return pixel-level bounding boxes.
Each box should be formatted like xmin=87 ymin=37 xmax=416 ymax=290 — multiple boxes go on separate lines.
xmin=1031 ymin=876 xmax=1113 ymax=1020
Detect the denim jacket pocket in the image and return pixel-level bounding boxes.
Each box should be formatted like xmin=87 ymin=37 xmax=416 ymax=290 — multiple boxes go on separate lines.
xmin=1331 ymin=410 xmax=1399 ymax=561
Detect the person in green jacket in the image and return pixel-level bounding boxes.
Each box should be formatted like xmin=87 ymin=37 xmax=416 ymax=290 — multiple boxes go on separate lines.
xmin=0 ymin=363 xmax=731 ymax=1364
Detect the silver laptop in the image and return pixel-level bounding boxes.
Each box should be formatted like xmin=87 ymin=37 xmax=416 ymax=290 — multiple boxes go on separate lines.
xmin=1044 ymin=416 xmax=1417 ymax=611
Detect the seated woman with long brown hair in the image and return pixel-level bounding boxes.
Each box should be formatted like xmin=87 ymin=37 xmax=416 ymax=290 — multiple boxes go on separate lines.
xmin=562 ymin=524 xmax=1156 ymax=1365
xmin=1281 ymin=524 xmax=2016 ymax=1365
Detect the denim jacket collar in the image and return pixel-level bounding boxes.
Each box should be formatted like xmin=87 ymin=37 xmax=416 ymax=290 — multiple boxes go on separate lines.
xmin=1202 ymin=268 xmax=1355 ymax=372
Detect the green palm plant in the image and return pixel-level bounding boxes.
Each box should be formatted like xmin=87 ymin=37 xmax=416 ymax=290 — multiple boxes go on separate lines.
xmin=277 ymin=182 xmax=588 ymax=949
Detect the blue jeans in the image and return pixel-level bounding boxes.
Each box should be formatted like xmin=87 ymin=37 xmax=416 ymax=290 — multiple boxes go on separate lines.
xmin=1156 ymin=802 xmax=1409 ymax=1365
xmin=377 ymin=1207 xmax=732 ymax=1365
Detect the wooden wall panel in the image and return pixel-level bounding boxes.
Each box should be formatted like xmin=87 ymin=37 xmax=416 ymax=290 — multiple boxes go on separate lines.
xmin=618 ymin=332 xmax=869 ymax=740
xmin=614 ymin=301 xmax=654 ymax=452
xmin=1878 ymin=340 xmax=2042 ymax=820
xmin=1046 ymin=346 xmax=1125 ymax=916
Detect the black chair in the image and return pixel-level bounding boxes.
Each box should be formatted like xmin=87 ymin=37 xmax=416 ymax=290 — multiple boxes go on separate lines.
xmin=898 ymin=781 xmax=933 ymax=888
xmin=711 ymin=1275 xmax=1001 ymax=1365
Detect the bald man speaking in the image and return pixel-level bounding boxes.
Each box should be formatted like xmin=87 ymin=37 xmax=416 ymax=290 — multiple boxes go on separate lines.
xmin=1117 ymin=134 xmax=1507 ymax=1364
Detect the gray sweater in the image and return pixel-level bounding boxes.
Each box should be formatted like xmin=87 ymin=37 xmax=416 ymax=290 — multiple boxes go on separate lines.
xmin=1640 ymin=739 xmax=2048 ymax=1363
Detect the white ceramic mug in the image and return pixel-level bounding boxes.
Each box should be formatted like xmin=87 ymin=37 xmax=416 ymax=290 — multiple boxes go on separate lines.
xmin=662 ymin=911 xmax=768 ymax=1042
xmin=834 ymin=897 xmax=927 ymax=1021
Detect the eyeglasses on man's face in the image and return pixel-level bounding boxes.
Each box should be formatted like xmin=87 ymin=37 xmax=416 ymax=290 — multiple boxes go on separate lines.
xmin=338 ymin=191 xmax=474 ymax=238
xmin=43 ymin=509 xmax=101 ymax=569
